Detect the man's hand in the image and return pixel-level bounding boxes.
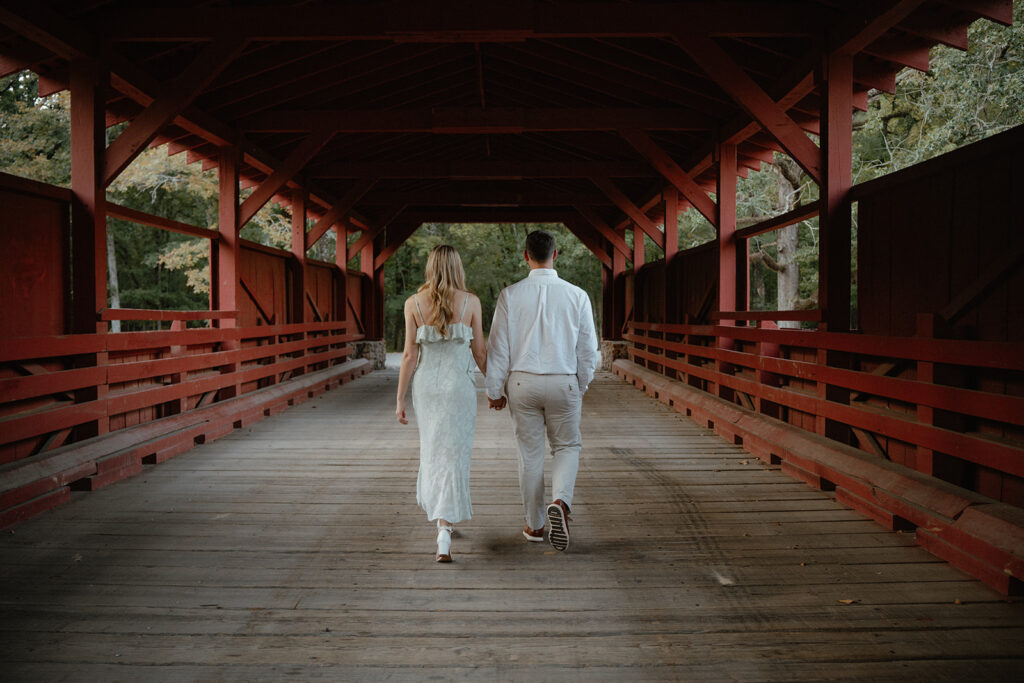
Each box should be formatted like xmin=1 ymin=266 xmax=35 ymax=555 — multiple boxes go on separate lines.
xmin=488 ymin=396 xmax=507 ymax=411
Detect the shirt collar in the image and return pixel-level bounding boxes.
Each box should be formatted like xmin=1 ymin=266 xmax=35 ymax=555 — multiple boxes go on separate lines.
xmin=528 ymin=268 xmax=557 ymax=278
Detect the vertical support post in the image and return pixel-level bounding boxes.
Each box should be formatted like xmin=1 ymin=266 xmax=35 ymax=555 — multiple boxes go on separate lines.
xmin=214 ymin=144 xmax=242 ymax=399
xmin=662 ymin=187 xmax=679 ymax=262
xmin=335 ymin=221 xmax=349 ymax=324
xmin=611 ymin=231 xmax=627 ymax=339
xmin=360 ymin=236 xmax=381 ymax=339
xmin=662 ymin=187 xmax=678 ymax=324
xmin=816 ymin=48 xmax=854 ymax=442
xmin=372 ymin=231 xmax=386 ymax=340
xmin=715 ymin=142 xmax=741 ymax=401
xmin=601 ymin=245 xmax=614 ymax=340
xmin=290 ymin=188 xmax=307 ymax=324
xmin=819 ymin=49 xmax=853 ymax=332
xmin=69 ymin=59 xmax=107 ymax=335
xmin=717 ymin=142 xmax=744 ymax=316
xmin=69 ymin=58 xmax=109 ymax=438
xmin=632 ymin=223 xmax=645 ymax=269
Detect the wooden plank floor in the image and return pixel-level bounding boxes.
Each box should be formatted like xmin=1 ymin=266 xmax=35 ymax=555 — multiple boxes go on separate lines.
xmin=1 ymin=366 xmax=1023 ymax=681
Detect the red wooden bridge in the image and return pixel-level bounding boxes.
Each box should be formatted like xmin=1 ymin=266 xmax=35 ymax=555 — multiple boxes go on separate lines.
xmin=1 ymin=2 xmax=1022 ymax=678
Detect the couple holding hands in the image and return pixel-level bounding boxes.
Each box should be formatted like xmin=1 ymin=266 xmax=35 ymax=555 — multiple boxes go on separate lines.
xmin=395 ymin=231 xmax=600 ymax=562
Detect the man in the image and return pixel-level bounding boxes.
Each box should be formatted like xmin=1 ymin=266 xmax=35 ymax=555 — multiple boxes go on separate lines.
xmin=486 ymin=230 xmax=600 ymax=551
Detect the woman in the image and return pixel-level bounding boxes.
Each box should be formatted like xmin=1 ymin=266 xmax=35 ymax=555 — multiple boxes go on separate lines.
xmin=395 ymin=245 xmax=487 ymax=562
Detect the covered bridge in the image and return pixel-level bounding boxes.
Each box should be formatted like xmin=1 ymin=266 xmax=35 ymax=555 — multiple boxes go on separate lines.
xmin=1 ymin=1 xmax=1022 ymax=678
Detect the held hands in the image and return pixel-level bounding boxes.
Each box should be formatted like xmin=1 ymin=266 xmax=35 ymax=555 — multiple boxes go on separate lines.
xmin=396 ymin=397 xmax=408 ymax=424
xmin=488 ymin=396 xmax=507 ymax=411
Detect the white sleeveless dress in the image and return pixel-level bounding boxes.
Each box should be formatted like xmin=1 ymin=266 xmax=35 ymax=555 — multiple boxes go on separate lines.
xmin=412 ymin=295 xmax=476 ymax=524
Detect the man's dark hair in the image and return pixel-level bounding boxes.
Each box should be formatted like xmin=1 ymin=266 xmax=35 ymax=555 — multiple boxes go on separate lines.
xmin=525 ymin=230 xmax=556 ymax=262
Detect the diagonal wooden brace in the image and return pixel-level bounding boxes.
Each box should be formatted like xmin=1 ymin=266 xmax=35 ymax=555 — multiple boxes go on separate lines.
xmin=103 ymin=37 xmax=246 ymax=187
xmin=238 ymin=125 xmax=335 ymax=228
xmin=573 ymin=204 xmax=630 ymax=259
xmin=620 ymin=129 xmax=718 ymax=228
xmin=672 ymin=31 xmax=822 ymax=184
xmin=347 ymin=205 xmax=406 ymax=263
xmin=591 ymin=176 xmax=664 ymax=250
xmin=305 ymin=178 xmax=377 ymax=251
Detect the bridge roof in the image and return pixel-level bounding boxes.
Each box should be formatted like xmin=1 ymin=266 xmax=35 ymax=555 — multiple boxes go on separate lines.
xmin=0 ymin=1 xmax=1011 ymax=235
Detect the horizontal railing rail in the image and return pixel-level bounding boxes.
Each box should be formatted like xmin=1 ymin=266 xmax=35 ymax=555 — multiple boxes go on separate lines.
xmin=625 ymin=320 xmax=1024 ymax=482
xmin=0 ymin=320 xmax=362 ymax=456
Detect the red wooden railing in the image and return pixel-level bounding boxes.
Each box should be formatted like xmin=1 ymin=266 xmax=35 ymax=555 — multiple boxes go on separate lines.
xmin=0 ymin=319 xmax=362 ymax=463
xmin=624 ymin=318 xmax=1024 ymax=500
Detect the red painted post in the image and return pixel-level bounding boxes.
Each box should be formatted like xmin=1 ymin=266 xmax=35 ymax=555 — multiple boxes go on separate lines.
xmin=632 ymin=222 xmax=645 ymax=269
xmin=601 ymin=250 xmax=614 ymax=340
xmin=662 ymin=187 xmax=678 ymax=326
xmin=373 ymin=231 xmax=387 ymax=340
xmin=360 ymin=237 xmax=378 ymax=339
xmin=716 ymin=142 xmax=740 ymax=401
xmin=335 ymin=220 xmax=349 ymax=324
xmin=612 ymin=230 xmax=627 ymax=339
xmin=69 ymin=58 xmax=109 ymax=438
xmin=290 ymin=188 xmax=307 ymax=324
xmin=716 ymin=142 xmax=747 ymax=315
xmin=69 ymin=59 xmax=107 ymax=335
xmin=819 ymin=50 xmax=853 ymax=332
xmin=214 ymin=144 xmax=242 ymax=399
xmin=816 ymin=49 xmax=854 ymax=442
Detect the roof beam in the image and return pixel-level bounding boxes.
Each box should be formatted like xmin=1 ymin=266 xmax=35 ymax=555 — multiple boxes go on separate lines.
xmin=833 ymin=0 xmax=931 ymax=56
xmin=241 ymin=108 xmax=714 ymax=134
xmin=100 ymin=2 xmax=829 ymax=41
xmin=238 ymin=127 xmax=334 ymax=227
xmin=590 ymin=176 xmax=664 ymax=249
xmin=308 ymin=160 xmax=657 ymax=179
xmin=304 ymin=178 xmax=377 ymax=251
xmin=672 ymin=32 xmax=822 ymax=184
xmin=359 ymin=189 xmax=611 ymax=207
xmin=103 ymin=37 xmax=245 ymax=187
xmin=619 ymin=129 xmax=718 ymax=227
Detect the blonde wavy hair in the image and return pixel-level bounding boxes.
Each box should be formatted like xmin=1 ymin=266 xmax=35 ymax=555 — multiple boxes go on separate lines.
xmin=418 ymin=244 xmax=467 ymax=337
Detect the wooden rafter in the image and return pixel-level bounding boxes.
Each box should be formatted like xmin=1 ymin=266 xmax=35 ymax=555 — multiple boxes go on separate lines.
xmin=564 ymin=219 xmax=613 ymax=269
xmin=375 ymin=220 xmax=421 ymax=270
xmin=308 ymin=160 xmax=656 ymax=179
xmin=100 ymin=3 xmax=829 ymax=41
xmin=241 ymin=107 xmax=714 ymax=133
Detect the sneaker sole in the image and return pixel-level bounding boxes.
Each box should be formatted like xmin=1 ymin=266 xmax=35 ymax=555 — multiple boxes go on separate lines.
xmin=546 ymin=504 xmax=569 ymax=551
xmin=523 ymin=531 xmax=545 ymax=542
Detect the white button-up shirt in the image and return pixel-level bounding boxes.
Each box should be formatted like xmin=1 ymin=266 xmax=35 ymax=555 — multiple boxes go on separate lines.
xmin=486 ymin=268 xmax=600 ymax=400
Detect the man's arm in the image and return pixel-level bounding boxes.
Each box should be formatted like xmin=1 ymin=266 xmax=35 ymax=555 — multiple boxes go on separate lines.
xmin=486 ymin=290 xmax=511 ymax=401
xmin=575 ymin=295 xmax=600 ymax=393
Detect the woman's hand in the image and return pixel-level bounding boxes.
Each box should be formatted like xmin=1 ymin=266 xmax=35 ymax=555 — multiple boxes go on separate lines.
xmin=396 ymin=397 xmax=408 ymax=424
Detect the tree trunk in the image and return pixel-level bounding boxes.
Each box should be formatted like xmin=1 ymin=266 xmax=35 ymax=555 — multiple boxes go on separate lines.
xmin=107 ymin=228 xmax=121 ymax=333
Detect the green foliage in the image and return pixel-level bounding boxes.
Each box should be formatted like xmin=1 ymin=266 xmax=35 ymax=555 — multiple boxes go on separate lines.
xmin=383 ymin=223 xmax=601 ymax=350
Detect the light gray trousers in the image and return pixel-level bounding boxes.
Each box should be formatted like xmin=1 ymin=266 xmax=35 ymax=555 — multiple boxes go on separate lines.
xmin=506 ymin=371 xmax=582 ymax=530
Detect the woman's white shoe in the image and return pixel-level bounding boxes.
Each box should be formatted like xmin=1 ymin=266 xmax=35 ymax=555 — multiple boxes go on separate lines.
xmin=436 ymin=524 xmax=453 ymax=563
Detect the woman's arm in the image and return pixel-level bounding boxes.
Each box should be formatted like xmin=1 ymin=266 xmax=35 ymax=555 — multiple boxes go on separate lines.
xmin=395 ymin=297 xmax=419 ymax=424
xmin=468 ymin=294 xmax=487 ymax=375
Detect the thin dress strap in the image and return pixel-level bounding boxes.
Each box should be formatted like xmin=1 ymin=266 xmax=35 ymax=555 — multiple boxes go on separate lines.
xmin=413 ymin=295 xmax=425 ymax=327
xmin=459 ymin=293 xmax=471 ymax=323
